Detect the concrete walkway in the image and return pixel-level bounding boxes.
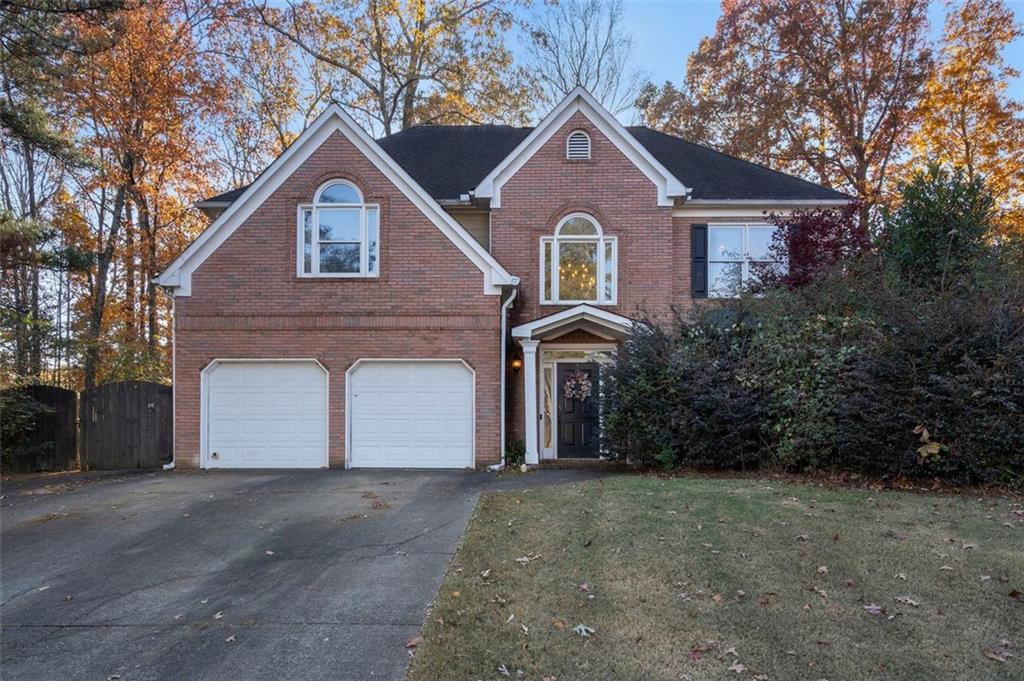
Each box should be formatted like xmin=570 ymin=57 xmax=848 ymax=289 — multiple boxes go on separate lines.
xmin=0 ymin=468 xmax=603 ymax=680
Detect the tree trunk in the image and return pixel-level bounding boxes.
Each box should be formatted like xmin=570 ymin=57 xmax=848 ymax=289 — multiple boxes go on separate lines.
xmin=83 ymin=180 xmax=128 ymax=388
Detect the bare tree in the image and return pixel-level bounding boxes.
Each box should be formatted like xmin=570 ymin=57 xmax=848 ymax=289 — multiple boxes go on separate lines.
xmin=526 ymin=0 xmax=643 ymax=115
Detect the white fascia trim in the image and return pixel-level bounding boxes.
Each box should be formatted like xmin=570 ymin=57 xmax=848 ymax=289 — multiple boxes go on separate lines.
xmin=673 ymin=199 xmax=851 ymax=218
xmin=511 ymin=303 xmax=636 ymax=339
xmin=474 ymin=86 xmax=689 ymax=208
xmin=157 ymin=105 xmax=516 ymax=296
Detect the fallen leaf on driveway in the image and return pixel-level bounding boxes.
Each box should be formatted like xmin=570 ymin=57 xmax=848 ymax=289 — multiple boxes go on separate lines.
xmin=515 ymin=553 xmax=541 ymax=564
xmin=265 ymin=550 xmax=274 ymax=556
xmin=939 ymin=565 xmax=954 ymax=571
xmin=795 ymin=534 xmax=810 ymax=541
xmin=224 ymin=635 xmax=236 ymax=643
xmin=728 ymin=661 xmax=747 ymax=673
xmin=962 ymin=543 xmax=977 ymax=551
xmin=1009 ymin=589 xmax=1023 ymax=602
xmin=480 ymin=569 xmax=491 ymax=579
xmin=864 ymin=604 xmax=885 ymax=616
xmin=213 ymin=611 xmax=224 ymax=620
xmin=405 ymin=634 xmax=422 ymax=648
xmin=982 ymin=640 xmax=1013 ymax=662
xmin=895 ymin=596 xmax=920 ymax=607
xmin=38 ymin=586 xmax=50 ymax=592
xmin=573 ymin=624 xmax=596 ymax=637
xmin=817 ymin=566 xmax=828 ymax=575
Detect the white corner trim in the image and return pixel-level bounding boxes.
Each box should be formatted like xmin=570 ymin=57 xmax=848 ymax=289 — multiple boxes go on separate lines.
xmin=157 ymin=104 xmax=516 ymax=296
xmin=474 ymin=86 xmax=688 ymax=208
xmin=511 ymin=303 xmax=636 ymax=339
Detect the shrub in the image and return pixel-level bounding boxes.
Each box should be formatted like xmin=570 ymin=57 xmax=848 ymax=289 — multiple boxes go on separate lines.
xmin=602 ymin=244 xmax=1024 ymax=484
xmin=504 ymin=438 xmax=526 ymax=468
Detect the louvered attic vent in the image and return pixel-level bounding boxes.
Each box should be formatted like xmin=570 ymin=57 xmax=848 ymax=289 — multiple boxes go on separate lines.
xmin=566 ymin=130 xmax=591 ymax=160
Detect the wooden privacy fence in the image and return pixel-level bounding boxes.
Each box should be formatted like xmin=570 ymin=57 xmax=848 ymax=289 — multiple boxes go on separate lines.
xmin=1 ymin=385 xmax=78 ymax=473
xmin=1 ymin=381 xmax=172 ymax=472
xmin=80 ymin=381 xmax=173 ymax=470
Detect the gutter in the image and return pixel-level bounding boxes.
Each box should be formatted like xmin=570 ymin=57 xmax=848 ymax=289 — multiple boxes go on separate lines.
xmin=158 ymin=283 xmax=176 ymax=472
xmin=487 ymin=286 xmax=518 ymax=472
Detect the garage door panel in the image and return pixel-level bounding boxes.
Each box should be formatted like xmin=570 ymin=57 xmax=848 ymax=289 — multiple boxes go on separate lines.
xmin=205 ymin=361 xmax=327 ymax=469
xmin=350 ymin=361 xmax=473 ymax=468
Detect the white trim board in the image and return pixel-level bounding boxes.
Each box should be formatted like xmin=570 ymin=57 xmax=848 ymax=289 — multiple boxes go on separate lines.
xmin=156 ymin=105 xmax=517 ymax=296
xmin=512 ymin=303 xmax=636 ymax=340
xmin=474 ymin=86 xmax=689 ymax=208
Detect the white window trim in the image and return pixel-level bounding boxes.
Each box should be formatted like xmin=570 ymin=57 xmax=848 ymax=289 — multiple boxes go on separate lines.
xmin=539 ymin=213 xmax=617 ymax=306
xmin=566 ymin=129 xmax=591 ymax=160
xmin=707 ymin=222 xmax=780 ymax=298
xmin=297 ymin=180 xmax=380 ymax=278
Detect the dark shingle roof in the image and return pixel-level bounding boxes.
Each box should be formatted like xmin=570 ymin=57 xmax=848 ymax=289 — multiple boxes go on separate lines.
xmin=625 ymin=126 xmax=848 ymax=201
xmin=199 ymin=186 xmax=247 ymax=203
xmin=376 ymin=125 xmax=533 ymax=201
xmin=201 ymin=124 xmax=848 ymax=205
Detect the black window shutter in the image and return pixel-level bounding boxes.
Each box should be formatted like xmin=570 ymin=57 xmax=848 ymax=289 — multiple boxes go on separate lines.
xmin=691 ymin=223 xmax=708 ymax=298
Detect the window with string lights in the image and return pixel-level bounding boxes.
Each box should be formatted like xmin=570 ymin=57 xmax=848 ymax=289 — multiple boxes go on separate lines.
xmin=539 ymin=213 xmax=617 ymax=305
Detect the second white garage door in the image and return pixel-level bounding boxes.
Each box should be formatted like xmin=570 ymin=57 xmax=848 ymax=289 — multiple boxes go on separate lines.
xmin=348 ymin=360 xmax=473 ymax=468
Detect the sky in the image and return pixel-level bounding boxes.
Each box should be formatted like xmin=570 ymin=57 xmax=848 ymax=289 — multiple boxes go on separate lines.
xmin=618 ymin=0 xmax=1024 ymax=122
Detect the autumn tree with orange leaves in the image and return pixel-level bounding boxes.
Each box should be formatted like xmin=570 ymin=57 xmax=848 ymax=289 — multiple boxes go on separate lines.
xmin=907 ymin=0 xmax=1024 ymax=235
xmin=62 ymin=0 xmax=225 ymax=386
xmin=637 ymin=0 xmax=934 ymax=226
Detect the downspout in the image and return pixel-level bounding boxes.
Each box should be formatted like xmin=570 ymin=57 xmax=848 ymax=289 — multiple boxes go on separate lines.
xmin=162 ymin=289 xmax=176 ymax=471
xmin=488 ymin=286 xmax=518 ymax=472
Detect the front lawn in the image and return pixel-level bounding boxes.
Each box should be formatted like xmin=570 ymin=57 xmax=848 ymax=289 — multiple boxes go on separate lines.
xmin=407 ymin=476 xmax=1022 ymax=680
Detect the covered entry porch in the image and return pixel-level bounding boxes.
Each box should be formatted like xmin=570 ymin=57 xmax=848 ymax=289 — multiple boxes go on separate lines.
xmin=511 ymin=304 xmax=636 ymax=464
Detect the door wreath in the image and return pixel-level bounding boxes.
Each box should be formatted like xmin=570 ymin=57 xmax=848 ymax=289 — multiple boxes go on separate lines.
xmin=563 ymin=370 xmax=593 ymax=401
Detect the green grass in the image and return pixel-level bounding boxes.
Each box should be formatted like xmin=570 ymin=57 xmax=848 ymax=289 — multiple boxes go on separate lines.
xmin=407 ymin=476 xmax=1023 ymax=681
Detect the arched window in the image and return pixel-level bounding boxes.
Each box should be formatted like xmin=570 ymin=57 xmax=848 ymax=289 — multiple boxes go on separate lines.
xmin=540 ymin=213 xmax=617 ymax=304
xmin=566 ymin=130 xmax=591 ymax=160
xmin=298 ymin=180 xmax=379 ymax=277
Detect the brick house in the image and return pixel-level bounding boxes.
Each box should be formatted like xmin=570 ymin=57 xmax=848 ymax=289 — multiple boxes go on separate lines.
xmin=156 ymin=87 xmax=848 ymax=470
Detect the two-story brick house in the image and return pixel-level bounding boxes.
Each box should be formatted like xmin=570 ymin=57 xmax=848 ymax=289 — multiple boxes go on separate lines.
xmin=156 ymin=87 xmax=848 ymax=470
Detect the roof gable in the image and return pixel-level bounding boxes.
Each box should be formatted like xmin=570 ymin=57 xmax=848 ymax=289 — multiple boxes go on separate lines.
xmin=473 ymin=87 xmax=689 ymax=208
xmin=157 ymin=105 xmax=517 ymax=296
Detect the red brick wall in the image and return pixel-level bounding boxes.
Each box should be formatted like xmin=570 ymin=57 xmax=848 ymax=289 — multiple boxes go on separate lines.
xmin=491 ymin=112 xmax=679 ymax=328
xmin=174 ymin=130 xmax=501 ymax=468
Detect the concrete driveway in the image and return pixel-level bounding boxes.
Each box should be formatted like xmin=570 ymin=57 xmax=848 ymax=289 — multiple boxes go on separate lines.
xmin=0 ymin=468 xmax=596 ymax=680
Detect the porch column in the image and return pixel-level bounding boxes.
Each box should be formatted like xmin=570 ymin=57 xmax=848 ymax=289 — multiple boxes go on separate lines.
xmin=520 ymin=339 xmax=540 ymax=465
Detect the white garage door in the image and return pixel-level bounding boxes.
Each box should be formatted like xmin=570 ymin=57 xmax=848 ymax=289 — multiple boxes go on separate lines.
xmin=205 ymin=361 xmax=328 ymax=469
xmin=349 ymin=361 xmax=473 ymax=468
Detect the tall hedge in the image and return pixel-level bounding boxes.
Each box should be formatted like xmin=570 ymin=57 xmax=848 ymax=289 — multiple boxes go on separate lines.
xmin=602 ymin=169 xmax=1024 ymax=484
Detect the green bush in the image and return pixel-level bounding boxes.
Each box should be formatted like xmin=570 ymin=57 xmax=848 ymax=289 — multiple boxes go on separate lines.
xmin=602 ymin=169 xmax=1024 ymax=484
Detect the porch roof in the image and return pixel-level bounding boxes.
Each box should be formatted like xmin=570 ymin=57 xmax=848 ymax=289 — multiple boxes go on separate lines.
xmin=511 ymin=304 xmax=636 ymax=342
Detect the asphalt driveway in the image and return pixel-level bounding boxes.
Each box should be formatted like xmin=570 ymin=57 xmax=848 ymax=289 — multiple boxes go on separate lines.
xmin=0 ymin=468 xmax=597 ymax=680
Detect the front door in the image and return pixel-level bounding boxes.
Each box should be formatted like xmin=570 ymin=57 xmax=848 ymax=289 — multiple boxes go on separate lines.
xmin=557 ymin=362 xmax=599 ymax=458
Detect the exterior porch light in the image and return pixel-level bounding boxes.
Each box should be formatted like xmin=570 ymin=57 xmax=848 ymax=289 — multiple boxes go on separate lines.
xmin=510 ymin=357 xmax=523 ymax=371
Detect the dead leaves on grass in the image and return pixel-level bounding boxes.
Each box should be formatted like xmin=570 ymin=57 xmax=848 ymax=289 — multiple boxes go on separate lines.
xmin=515 ymin=553 xmax=541 ymax=565
xmin=983 ymin=639 xmax=1014 ymax=663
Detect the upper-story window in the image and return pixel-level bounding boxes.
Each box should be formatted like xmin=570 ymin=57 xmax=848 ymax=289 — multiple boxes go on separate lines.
xmin=298 ymin=180 xmax=379 ymax=277
xmin=566 ymin=130 xmax=591 ymax=160
xmin=540 ymin=213 xmax=617 ymax=305
xmin=708 ymin=223 xmax=778 ymax=297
